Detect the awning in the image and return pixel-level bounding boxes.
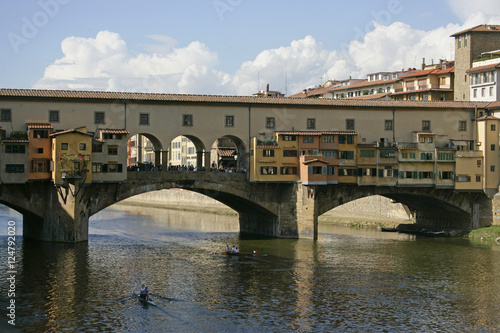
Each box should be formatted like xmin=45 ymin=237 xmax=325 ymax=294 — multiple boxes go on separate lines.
xmin=451 ymin=140 xmax=467 ymax=146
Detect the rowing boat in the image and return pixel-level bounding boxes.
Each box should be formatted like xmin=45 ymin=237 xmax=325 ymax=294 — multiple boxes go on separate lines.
xmin=134 ymin=292 xmax=157 ymax=306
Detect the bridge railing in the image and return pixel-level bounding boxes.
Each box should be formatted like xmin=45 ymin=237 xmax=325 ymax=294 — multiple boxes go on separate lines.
xmin=127 ymin=170 xmax=247 ymax=182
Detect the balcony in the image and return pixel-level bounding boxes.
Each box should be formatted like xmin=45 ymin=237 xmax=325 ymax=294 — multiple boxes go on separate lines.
xmin=397 ymin=142 xmax=418 ymax=149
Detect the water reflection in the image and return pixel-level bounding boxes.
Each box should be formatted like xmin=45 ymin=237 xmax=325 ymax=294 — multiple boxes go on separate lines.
xmin=0 ymin=204 xmax=499 ymax=332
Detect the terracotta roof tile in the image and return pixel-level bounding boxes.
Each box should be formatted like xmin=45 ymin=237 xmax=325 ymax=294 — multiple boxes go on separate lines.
xmin=276 ymin=131 xmax=358 ymax=136
xmin=451 ymin=24 xmax=500 ymax=37
xmin=26 ymin=122 xmax=53 ymax=129
xmin=467 ymin=62 xmax=500 ymax=73
xmin=0 ymin=88 xmax=490 ymax=110
xmin=50 ymin=129 xmax=94 ymax=137
xmin=2 ymin=139 xmax=29 ymax=143
xmin=99 ymin=128 xmax=129 ymax=134
xmin=218 ymin=149 xmax=236 ymax=156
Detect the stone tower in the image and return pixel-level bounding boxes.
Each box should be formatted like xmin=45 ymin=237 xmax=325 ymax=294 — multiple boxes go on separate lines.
xmin=451 ymin=24 xmax=500 ymax=101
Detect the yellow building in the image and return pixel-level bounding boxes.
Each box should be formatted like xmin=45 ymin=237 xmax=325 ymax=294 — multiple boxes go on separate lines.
xmin=27 ymin=123 xmax=53 ymax=181
xmin=476 ymin=115 xmax=500 ymax=195
xmin=51 ymin=127 xmax=93 ymax=185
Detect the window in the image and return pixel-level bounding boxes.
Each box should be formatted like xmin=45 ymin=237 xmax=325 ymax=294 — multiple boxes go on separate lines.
xmin=103 ymin=133 xmax=122 ymax=140
xmin=491 ymin=144 xmax=496 ymax=151
xmin=139 ymin=113 xmax=149 ymax=125
xmin=94 ymin=112 xmax=105 ymax=124
xmin=307 ymin=118 xmax=315 ymax=129
xmin=420 ymin=137 xmax=426 ymax=143
xmin=477 ymin=159 xmax=482 ymax=166
xmin=280 ymin=167 xmax=297 ymax=175
xmin=458 ymin=35 xmax=462 ymax=48
xmin=459 ymin=121 xmax=467 ymax=131
xmin=490 ymin=87 xmax=494 ymax=96
xmin=266 ymin=117 xmax=275 ymax=129
xmin=409 ymin=152 xmax=416 ymax=159
xmin=308 ymin=166 xmax=326 ymax=175
xmin=262 ymin=150 xmax=274 ymax=157
xmin=260 ymin=166 xmax=277 ymax=175
xmin=92 ymin=143 xmax=103 ymax=153
xmin=428 ymin=137 xmax=433 ymax=143
xmin=322 ymin=135 xmax=334 ymax=143
xmin=491 ymin=165 xmax=495 ymax=172
xmin=360 ymin=149 xmax=375 ymax=158
xmin=33 ymin=130 xmax=48 ymax=138
xmin=49 ymin=110 xmax=59 ymax=123
xmin=492 ymin=124 xmax=496 ymax=131
xmin=37 ymin=148 xmax=43 ymax=154
xmin=456 ymin=175 xmax=471 ymax=182
xmin=380 ymin=150 xmax=396 ymax=158
xmin=32 ymin=160 xmax=48 ymax=173
xmin=281 ymin=135 xmax=296 ymax=141
xmin=401 ymin=152 xmax=408 ymax=158
xmin=5 ymin=145 xmax=26 ymax=153
xmin=346 ymin=119 xmax=355 ymax=130
xmin=321 ymin=151 xmax=335 ymax=158
xmin=303 ymin=137 xmax=314 ymax=143
xmin=473 ymin=89 xmax=477 ymax=98
xmin=422 ymin=120 xmax=430 ymax=131
xmin=92 ymin=163 xmax=102 ymax=173
xmin=385 ymin=120 xmax=393 ymax=131
xmin=61 ymin=143 xmax=68 ymax=150
xmin=225 ymin=115 xmax=234 ymax=127
xmin=420 ymin=153 xmax=433 ymax=160
xmin=6 ymin=164 xmax=24 ymax=173
xmin=79 ymin=143 xmax=87 ymax=150
xmin=1 ymin=109 xmax=11 ymax=122
xmin=438 ymin=152 xmax=454 ymax=160
xmin=476 ymin=175 xmax=481 ymax=182
xmin=464 ymin=34 xmax=468 ymax=47
xmin=439 ymin=171 xmax=454 ymax=180
xmin=108 ymin=146 xmax=118 ymax=155
xmin=338 ymin=135 xmax=354 ymax=144
xmin=481 ymin=88 xmax=485 ymax=97
xmin=183 ymin=114 xmax=193 ymax=126
xmin=283 ymin=150 xmax=297 ymax=157
xmin=339 ymin=151 xmax=354 ymax=159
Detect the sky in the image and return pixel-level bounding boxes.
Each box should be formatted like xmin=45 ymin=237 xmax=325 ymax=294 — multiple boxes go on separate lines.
xmin=1 ymin=0 xmax=500 ymax=96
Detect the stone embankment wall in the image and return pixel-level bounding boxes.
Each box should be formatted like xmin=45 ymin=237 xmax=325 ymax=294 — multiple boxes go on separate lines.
xmin=118 ymin=190 xmax=411 ymax=222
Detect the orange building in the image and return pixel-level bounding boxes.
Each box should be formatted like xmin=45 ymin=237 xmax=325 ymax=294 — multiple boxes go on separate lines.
xmin=27 ymin=123 xmax=53 ymax=181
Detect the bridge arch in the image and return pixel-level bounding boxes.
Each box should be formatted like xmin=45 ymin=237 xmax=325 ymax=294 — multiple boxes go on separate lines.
xmin=210 ymin=134 xmax=247 ymax=171
xmin=314 ymin=185 xmax=486 ymax=230
xmin=85 ymin=172 xmax=280 ymax=237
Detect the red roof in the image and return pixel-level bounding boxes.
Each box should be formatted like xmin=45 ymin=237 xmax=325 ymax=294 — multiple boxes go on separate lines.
xmin=467 ymin=62 xmax=500 ymax=73
xmin=50 ymin=129 xmax=94 ymax=137
xmin=99 ymin=129 xmax=129 ymax=134
xmin=276 ymin=131 xmax=357 ymax=136
xmin=0 ymin=88 xmax=491 ymax=110
xmin=218 ymin=149 xmax=236 ymax=156
xmin=26 ymin=122 xmax=53 ymax=129
xmin=302 ymin=158 xmax=329 ymax=165
xmin=451 ymin=24 xmax=500 ymax=37
xmin=2 ymin=139 xmax=29 ymax=143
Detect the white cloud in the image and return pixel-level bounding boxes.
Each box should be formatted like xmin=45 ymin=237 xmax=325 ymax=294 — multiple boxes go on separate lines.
xmin=447 ymin=0 xmax=500 ymax=22
xmin=33 ymin=3 xmax=500 ymax=97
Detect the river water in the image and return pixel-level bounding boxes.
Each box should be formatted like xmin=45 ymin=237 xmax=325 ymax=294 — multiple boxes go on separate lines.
xmin=1 ymin=203 xmax=500 ymax=332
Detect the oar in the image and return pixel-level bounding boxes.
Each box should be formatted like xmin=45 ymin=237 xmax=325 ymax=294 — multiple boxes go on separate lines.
xmin=150 ymin=293 xmax=183 ymax=301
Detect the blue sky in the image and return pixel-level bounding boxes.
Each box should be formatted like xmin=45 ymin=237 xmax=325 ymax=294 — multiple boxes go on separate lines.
xmin=1 ymin=0 xmax=500 ymax=95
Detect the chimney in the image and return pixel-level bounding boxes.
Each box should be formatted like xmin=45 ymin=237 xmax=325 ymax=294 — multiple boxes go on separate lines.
xmin=266 ymin=84 xmax=269 ymax=92
xmin=422 ymin=58 xmax=425 ymax=70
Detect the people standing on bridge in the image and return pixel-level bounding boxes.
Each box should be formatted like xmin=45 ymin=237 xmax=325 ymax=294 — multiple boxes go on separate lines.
xmin=231 ymin=245 xmax=237 ymax=252
xmin=225 ymin=245 xmax=230 ymax=253
xmin=233 ymin=247 xmax=239 ymax=254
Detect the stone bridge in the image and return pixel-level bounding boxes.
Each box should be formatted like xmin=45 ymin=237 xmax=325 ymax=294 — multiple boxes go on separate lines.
xmin=0 ymin=171 xmax=495 ymax=242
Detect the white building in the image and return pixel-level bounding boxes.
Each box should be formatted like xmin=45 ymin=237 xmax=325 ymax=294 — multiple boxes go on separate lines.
xmin=468 ymin=50 xmax=500 ymax=102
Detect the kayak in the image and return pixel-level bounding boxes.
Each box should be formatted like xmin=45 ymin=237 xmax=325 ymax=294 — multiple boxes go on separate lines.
xmin=134 ymin=292 xmax=157 ymax=306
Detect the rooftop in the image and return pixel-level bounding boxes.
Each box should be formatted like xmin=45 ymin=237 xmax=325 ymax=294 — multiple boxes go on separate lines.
xmin=0 ymin=88 xmax=492 ymax=110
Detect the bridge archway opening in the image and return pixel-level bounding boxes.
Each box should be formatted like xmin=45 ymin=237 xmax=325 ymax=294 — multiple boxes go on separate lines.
xmin=168 ymin=135 xmax=206 ymax=170
xmin=210 ymin=135 xmax=247 ymax=171
xmin=127 ymin=133 xmax=163 ymax=169
xmin=316 ymin=187 xmax=473 ymax=231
